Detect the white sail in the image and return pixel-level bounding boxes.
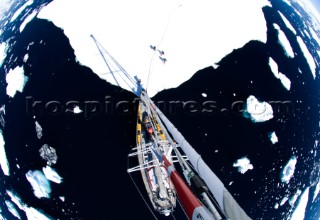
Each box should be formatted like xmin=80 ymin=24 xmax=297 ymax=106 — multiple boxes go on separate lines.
xmin=153 ymin=99 xmax=252 ymax=220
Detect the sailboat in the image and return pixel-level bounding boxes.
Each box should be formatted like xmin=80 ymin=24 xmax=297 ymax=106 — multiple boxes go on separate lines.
xmin=91 ymin=35 xmax=252 ymax=220
xmin=127 ymin=94 xmax=177 ymax=216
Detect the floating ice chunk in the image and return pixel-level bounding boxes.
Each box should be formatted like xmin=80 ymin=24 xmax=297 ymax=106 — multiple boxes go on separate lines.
xmin=35 ymin=121 xmax=43 ymax=139
xmin=277 ymin=72 xmax=291 ymax=90
xmin=20 ymin=11 xmax=37 ymax=33
xmin=243 ymin=95 xmax=273 ymax=122
xmin=0 ymin=129 xmax=9 ymax=176
xmin=268 ymin=58 xmax=291 ymax=90
xmin=10 ymin=0 xmax=34 ymax=22
xmin=59 ymin=196 xmax=65 ymax=202
xmin=73 ymin=106 xmax=82 ymax=114
xmin=39 ymin=144 xmax=57 ymax=165
xmin=280 ymin=196 xmax=288 ymax=206
xmin=0 ymin=42 xmax=7 ymax=68
xmin=289 ymin=189 xmax=302 ymax=206
xmin=281 ymin=0 xmax=292 ymax=6
xmin=279 ymin=12 xmax=296 ymax=35
xmin=6 ymin=190 xmax=24 ymax=210
xmin=269 ymin=57 xmax=278 ymax=74
xmin=273 ymin=24 xmax=294 ymax=58
xmin=23 ymin=53 xmax=29 ymax=62
xmin=274 ymin=203 xmax=279 ymax=209
xmin=6 ymin=66 xmax=29 ymax=98
xmin=297 ymin=36 xmax=316 ymax=78
xmin=281 ymin=156 xmax=297 ymax=184
xmin=268 ymin=131 xmax=278 ymax=144
xmin=290 ymin=187 xmax=309 ymax=220
xmin=43 ymin=166 xmax=63 ymax=184
xmin=309 ymin=27 xmax=320 ymax=47
xmin=233 ymin=157 xmax=253 ymax=174
xmin=201 ymin=93 xmax=207 ymax=98
xmin=313 ymin=181 xmax=320 ymax=202
xmin=5 ymin=200 xmax=21 ymax=219
xmin=25 ymin=206 xmax=52 ymax=220
xmin=25 ymin=170 xmax=51 ymax=199
xmin=6 ymin=189 xmax=53 ymax=219
xmin=303 ymin=30 xmax=310 ymax=39
xmin=0 ymin=105 xmax=5 ymax=128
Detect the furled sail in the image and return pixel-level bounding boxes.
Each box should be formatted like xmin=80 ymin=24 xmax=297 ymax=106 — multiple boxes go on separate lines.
xmin=153 ymin=101 xmax=252 ymax=220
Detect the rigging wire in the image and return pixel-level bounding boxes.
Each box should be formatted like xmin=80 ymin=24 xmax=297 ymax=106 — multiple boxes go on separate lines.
xmin=127 ymin=154 xmax=159 ymax=220
xmin=91 ymin=34 xmax=138 ymax=93
xmin=175 ymin=194 xmax=189 ymax=219
xmin=90 ymin=34 xmax=120 ymax=87
xmin=145 ymin=4 xmax=182 ymax=91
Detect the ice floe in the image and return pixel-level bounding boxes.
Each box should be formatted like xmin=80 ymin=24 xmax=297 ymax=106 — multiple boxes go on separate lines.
xmin=25 ymin=170 xmax=52 ymax=199
xmin=233 ymin=157 xmax=253 ymax=174
xmin=280 ymin=156 xmax=297 ymax=184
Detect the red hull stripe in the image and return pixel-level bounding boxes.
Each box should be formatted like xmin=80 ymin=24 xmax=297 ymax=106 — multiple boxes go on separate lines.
xmin=162 ymin=156 xmax=202 ymax=220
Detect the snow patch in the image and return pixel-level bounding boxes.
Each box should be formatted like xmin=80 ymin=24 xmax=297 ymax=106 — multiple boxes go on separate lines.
xmin=268 ymin=131 xmax=278 ymax=144
xmin=297 ymin=36 xmax=316 ymax=78
xmin=6 ymin=66 xmax=29 ymax=98
xmin=25 ymin=170 xmax=52 ymax=199
xmin=233 ymin=157 xmax=253 ymax=174
xmin=42 ymin=166 xmax=63 ymax=184
xmin=268 ymin=57 xmax=291 ymax=90
xmin=243 ymin=95 xmax=273 ymax=122
xmin=0 ymin=129 xmax=9 ymax=176
xmin=281 ymin=156 xmax=297 ymax=184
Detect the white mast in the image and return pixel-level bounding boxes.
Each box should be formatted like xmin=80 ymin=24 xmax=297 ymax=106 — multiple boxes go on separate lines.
xmin=153 ymin=100 xmax=252 ymax=220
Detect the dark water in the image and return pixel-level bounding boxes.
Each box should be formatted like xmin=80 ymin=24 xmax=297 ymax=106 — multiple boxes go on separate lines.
xmin=0 ymin=0 xmax=319 ymax=219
